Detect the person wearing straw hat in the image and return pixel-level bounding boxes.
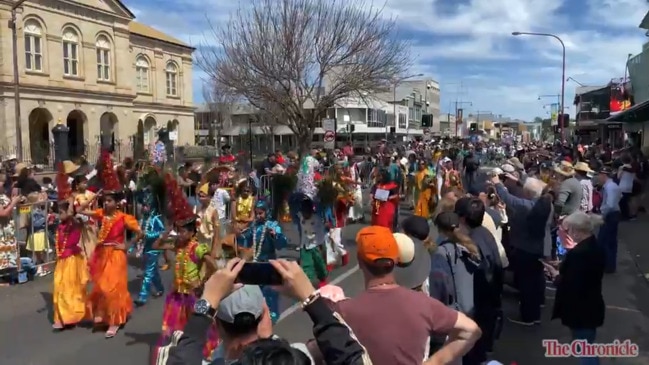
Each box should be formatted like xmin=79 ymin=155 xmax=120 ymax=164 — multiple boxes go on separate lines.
xmin=554 ymin=161 xmax=583 ymax=217
xmin=573 ymin=162 xmax=594 ymax=213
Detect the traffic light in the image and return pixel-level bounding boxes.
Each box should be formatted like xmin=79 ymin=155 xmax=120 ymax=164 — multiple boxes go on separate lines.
xmin=346 ymin=124 xmax=355 ymax=133
xmin=469 ymin=123 xmax=477 ymax=132
xmin=421 ymin=114 xmax=433 ymax=128
xmin=389 ymin=127 xmax=395 ymax=134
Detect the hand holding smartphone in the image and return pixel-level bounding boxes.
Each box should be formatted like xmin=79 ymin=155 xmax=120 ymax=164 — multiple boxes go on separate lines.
xmin=236 ymin=262 xmax=283 ymax=286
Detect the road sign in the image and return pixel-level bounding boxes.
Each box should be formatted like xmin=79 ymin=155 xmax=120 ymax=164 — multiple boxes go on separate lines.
xmin=322 ymin=118 xmax=336 ymax=149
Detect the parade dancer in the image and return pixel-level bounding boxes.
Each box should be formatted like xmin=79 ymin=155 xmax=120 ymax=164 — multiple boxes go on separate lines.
xmin=236 ymin=200 xmax=287 ymax=322
xmin=51 ymin=163 xmax=88 ymax=330
xmin=347 ymin=160 xmax=364 ymax=223
xmin=295 ymin=197 xmax=328 ymax=288
xmin=154 ymin=173 xmax=219 ymax=360
xmin=371 ymin=167 xmax=400 ymax=230
xmin=80 ymin=150 xmax=142 ymax=338
xmin=133 ymin=168 xmax=166 ymax=307
xmin=323 ymin=164 xmax=351 ymax=270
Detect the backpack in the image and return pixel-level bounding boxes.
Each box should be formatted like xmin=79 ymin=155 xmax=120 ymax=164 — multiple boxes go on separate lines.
xmin=434 ymin=241 xmax=479 ymax=316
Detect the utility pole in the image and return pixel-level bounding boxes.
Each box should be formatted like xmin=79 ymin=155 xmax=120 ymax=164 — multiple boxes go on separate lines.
xmin=11 ymin=0 xmax=28 ymax=160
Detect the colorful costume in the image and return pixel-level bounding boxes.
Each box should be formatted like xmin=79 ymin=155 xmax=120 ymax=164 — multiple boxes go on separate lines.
xmin=415 ymin=167 xmax=435 ymax=219
xmin=237 ymin=200 xmax=287 ymax=322
xmin=371 ymin=180 xmax=399 ymax=229
xmin=296 ymin=210 xmax=328 ymax=286
xmin=52 ymin=163 xmax=88 ymax=327
xmin=158 ymin=173 xmax=218 ymax=359
xmin=0 ymin=194 xmax=17 ymax=272
xmin=134 ymin=170 xmax=166 ymax=305
xmin=348 ymin=162 xmax=364 ymax=221
xmin=73 ymin=190 xmax=98 ymax=260
xmin=87 ymin=150 xmax=141 ymax=331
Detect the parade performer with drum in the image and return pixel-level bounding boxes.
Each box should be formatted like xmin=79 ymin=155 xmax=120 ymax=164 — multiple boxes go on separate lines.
xmin=133 ymin=168 xmax=166 ymax=307
xmin=235 ymin=199 xmax=287 ymax=323
xmin=153 ymin=173 xmax=219 ymax=360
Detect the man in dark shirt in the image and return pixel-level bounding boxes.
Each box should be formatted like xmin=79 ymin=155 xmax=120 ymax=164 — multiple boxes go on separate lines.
xmin=257 ymin=153 xmax=276 ymax=177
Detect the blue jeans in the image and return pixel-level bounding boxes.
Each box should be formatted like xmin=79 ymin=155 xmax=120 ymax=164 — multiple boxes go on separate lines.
xmin=598 ymin=211 xmax=620 ymax=273
xmin=137 ymin=251 xmax=164 ymax=301
xmin=571 ymin=328 xmax=600 ymax=365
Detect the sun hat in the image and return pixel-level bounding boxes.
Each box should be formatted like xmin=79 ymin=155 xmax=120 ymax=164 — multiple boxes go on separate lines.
xmin=573 ymin=161 xmax=594 ymax=173
xmin=393 ymin=233 xmax=431 ymax=290
xmin=554 ymin=160 xmax=575 ymax=177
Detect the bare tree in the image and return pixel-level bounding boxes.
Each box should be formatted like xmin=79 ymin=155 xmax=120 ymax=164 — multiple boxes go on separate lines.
xmin=201 ymin=80 xmax=234 ymax=146
xmin=197 ymin=0 xmax=411 ymax=155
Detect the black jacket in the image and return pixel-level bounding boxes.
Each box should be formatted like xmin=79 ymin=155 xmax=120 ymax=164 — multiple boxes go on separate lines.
xmin=552 ymin=235 xmax=605 ymax=329
xmin=167 ymin=297 xmax=368 ymax=365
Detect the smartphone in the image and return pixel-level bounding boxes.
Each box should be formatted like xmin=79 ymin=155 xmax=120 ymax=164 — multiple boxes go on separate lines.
xmin=236 ymin=262 xmax=283 ymax=286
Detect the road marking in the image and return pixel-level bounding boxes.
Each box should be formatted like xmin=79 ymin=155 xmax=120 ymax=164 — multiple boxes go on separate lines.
xmin=277 ymin=264 xmax=360 ymax=322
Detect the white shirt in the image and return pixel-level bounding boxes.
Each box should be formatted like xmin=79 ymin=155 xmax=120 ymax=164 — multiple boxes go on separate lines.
xmin=212 ymin=188 xmax=231 ymax=220
xmin=298 ymin=213 xmax=325 ymax=250
xmin=618 ymin=165 xmax=635 ymax=193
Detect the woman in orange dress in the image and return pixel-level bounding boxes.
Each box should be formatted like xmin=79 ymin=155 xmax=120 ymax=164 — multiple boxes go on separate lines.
xmin=80 ymin=150 xmax=143 ymax=338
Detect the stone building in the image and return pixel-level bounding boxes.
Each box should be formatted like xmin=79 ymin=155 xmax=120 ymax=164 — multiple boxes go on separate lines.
xmin=0 ymin=0 xmax=195 ymax=164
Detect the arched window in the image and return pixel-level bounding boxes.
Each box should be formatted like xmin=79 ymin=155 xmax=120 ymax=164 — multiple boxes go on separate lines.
xmin=96 ymin=35 xmax=111 ymax=81
xmin=135 ymin=56 xmax=149 ymax=93
xmin=24 ymin=19 xmax=43 ymax=72
xmin=165 ymin=62 xmax=178 ymax=96
xmin=62 ymin=28 xmax=79 ymax=76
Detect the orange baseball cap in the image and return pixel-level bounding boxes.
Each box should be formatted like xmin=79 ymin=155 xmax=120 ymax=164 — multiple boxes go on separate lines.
xmin=356 ymin=226 xmax=400 ymax=264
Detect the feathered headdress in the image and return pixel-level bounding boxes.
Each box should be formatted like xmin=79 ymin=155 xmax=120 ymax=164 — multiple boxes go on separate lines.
xmin=164 ymin=172 xmax=197 ymax=226
xmin=55 ymin=162 xmax=72 ymax=201
xmin=98 ymin=149 xmax=122 ymax=194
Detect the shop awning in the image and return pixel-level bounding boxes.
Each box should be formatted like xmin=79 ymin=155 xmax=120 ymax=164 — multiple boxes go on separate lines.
xmin=605 ymin=99 xmax=649 ymax=123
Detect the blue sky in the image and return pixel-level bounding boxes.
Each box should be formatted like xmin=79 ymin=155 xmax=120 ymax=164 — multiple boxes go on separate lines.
xmin=123 ymin=0 xmax=649 ymax=122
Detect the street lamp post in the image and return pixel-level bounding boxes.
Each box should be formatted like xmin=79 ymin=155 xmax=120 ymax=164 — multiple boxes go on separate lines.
xmin=11 ymin=0 xmax=28 ymax=160
xmin=389 ymin=73 xmax=423 ymax=140
xmin=513 ymin=31 xmax=566 ymax=140
xmin=566 ymin=77 xmax=584 ymax=87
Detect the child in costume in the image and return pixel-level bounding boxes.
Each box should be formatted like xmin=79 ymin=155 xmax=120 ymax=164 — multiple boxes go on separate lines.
xmin=371 ymin=167 xmax=400 ymax=230
xmin=295 ymin=197 xmax=328 ymax=288
xmin=51 ymin=163 xmax=88 ymax=330
xmin=236 ymin=200 xmax=287 ymax=322
xmin=154 ymin=173 xmax=219 ymax=360
xmin=133 ymin=168 xmax=166 ymax=306
xmin=80 ymin=150 xmax=143 ymax=338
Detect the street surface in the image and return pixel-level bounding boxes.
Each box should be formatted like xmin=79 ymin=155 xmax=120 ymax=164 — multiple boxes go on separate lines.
xmin=2 ymin=196 xmax=649 ymax=364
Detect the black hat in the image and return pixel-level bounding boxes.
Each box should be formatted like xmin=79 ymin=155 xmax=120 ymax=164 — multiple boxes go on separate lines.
xmin=401 ymin=216 xmax=430 ymax=241
xmin=434 ymin=211 xmax=460 ymax=231
xmin=599 ymin=166 xmax=614 ymax=175
xmin=157 ymin=127 xmax=168 ymax=135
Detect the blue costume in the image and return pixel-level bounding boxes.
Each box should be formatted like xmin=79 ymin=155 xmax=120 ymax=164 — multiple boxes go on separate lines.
xmin=134 ymin=169 xmax=166 ymax=306
xmin=237 ymin=200 xmax=287 ymax=322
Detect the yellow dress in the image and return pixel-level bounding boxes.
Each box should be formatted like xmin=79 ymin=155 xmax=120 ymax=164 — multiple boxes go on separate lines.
xmin=52 ymin=222 xmax=88 ymax=325
xmin=415 ymin=170 xmax=433 ymax=219
xmin=74 ymin=191 xmax=98 ymax=260
xmin=235 ymin=196 xmax=254 ymax=222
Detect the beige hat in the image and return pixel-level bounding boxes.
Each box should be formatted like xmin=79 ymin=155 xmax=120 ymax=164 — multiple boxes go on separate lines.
xmin=62 ymin=160 xmax=80 ymax=174
xmin=507 ymin=157 xmax=524 ymax=170
xmin=573 ymin=162 xmax=594 ymax=173
xmin=13 ymin=162 xmax=31 ymax=177
xmin=554 ymin=161 xmax=575 ymax=177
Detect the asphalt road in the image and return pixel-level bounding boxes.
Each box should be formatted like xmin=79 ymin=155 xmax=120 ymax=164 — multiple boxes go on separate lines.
xmin=3 ymin=196 xmax=649 ymax=364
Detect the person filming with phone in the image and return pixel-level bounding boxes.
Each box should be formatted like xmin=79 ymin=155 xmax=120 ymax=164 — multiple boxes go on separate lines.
xmin=164 ymin=258 xmax=370 ymax=365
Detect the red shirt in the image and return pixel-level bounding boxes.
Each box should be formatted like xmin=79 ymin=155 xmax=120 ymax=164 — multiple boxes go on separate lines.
xmin=219 ymin=154 xmax=236 ymax=164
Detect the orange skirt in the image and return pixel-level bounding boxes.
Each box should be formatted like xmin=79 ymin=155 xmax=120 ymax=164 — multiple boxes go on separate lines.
xmin=53 ymin=254 xmax=89 ymax=325
xmin=87 ymin=246 xmax=132 ymax=326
